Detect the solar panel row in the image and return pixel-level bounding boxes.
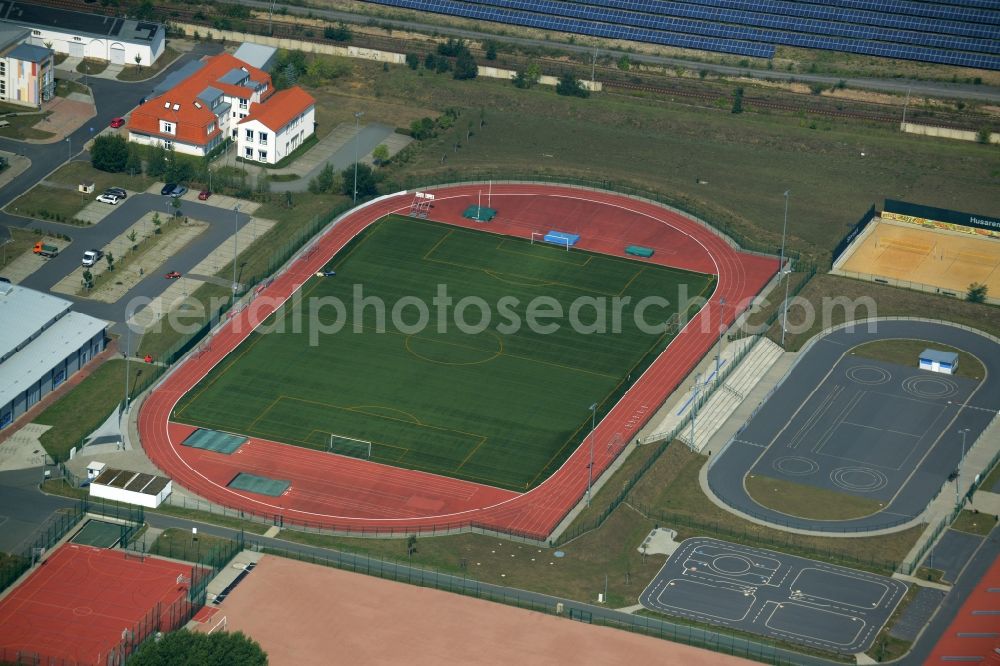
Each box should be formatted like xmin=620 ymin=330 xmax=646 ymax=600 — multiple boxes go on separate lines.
xmin=374 ymin=0 xmax=776 ymax=57
xmin=588 ymin=0 xmax=998 ymax=40
xmin=498 ymin=0 xmax=1000 ymax=55
xmin=363 ymin=0 xmax=1000 ymax=69
xmin=803 ymin=0 xmax=999 ymax=24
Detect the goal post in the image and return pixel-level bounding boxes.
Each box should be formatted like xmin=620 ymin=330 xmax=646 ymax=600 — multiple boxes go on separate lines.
xmin=328 ymin=433 xmax=373 ymax=460
xmin=530 ymin=232 xmax=571 ymax=251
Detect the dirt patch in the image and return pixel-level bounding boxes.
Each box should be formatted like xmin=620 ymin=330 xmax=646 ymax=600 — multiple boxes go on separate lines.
xmin=204 ymin=554 xmax=755 ymax=665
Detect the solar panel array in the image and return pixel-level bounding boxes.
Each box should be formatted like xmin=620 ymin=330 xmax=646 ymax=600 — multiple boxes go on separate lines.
xmin=364 ymin=0 xmax=1000 ymax=70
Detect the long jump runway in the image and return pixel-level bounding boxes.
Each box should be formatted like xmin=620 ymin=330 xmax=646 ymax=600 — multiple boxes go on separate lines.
xmin=639 ymin=537 xmax=907 ymax=653
xmin=708 ymin=320 xmax=999 ymax=531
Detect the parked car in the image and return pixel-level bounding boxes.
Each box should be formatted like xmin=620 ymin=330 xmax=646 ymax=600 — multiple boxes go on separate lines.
xmin=169 ymin=185 xmax=188 ymax=198
xmin=33 ymin=242 xmax=59 ymax=258
xmin=104 ymin=187 xmax=127 ymax=199
xmin=96 ymin=193 xmax=120 ymax=205
xmin=160 ymin=183 xmax=177 ymax=195
xmin=164 ymin=271 xmax=182 ymax=279
xmin=82 ymin=250 xmax=104 ymax=267
xmin=198 ymin=189 xmax=211 ymax=200
xmin=109 ymin=117 xmax=125 ymax=128
xmin=0 ymin=276 xmax=10 ymax=283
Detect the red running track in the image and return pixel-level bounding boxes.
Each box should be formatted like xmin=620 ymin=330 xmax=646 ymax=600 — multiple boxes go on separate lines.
xmin=139 ymin=184 xmax=778 ymax=540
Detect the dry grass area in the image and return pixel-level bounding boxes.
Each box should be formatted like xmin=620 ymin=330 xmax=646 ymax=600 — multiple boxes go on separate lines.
xmin=772 ymin=274 xmax=1000 ymax=352
xmin=850 ymin=339 xmax=985 ymax=381
xmin=745 ymin=474 xmax=885 ymax=521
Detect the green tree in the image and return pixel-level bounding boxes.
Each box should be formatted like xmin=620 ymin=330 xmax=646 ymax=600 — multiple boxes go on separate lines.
xmin=406 ymin=534 xmax=418 ymax=558
xmin=127 ymin=230 xmax=137 ymax=251
xmin=453 ymin=50 xmax=478 ymax=80
xmin=91 ymin=134 xmax=129 ymax=173
xmin=341 ymin=163 xmax=378 ymax=198
xmin=976 ymin=127 xmax=992 ymax=144
xmin=128 ymin=629 xmax=266 ymax=666
xmin=152 ymin=212 xmax=162 ymax=234
xmin=125 ymin=144 xmax=142 ymax=176
xmin=134 ymin=53 xmax=142 ymax=70
xmin=437 ymin=38 xmax=467 ymax=57
xmin=409 ymin=117 xmax=436 ymax=140
xmin=555 ymin=72 xmax=589 ymax=98
xmin=405 ymin=52 xmax=419 ymax=70
xmin=731 ymin=87 xmax=744 ymax=114
xmin=146 ymin=145 xmax=167 ymax=177
xmin=485 ymin=41 xmax=497 ymax=60
xmin=308 ymin=163 xmax=335 ymax=194
xmin=105 ymin=253 xmax=114 ymax=272
xmin=617 ymin=55 xmax=631 ymax=71
xmin=134 ymin=0 xmax=154 ymax=20
xmin=82 ymin=269 xmax=93 ymax=289
xmin=967 ymin=282 xmax=988 ymax=303
xmin=372 ymin=144 xmax=389 ymax=166
xmin=435 ymin=57 xmax=451 ymax=74
xmin=423 ymin=53 xmax=437 ymax=70
xmin=324 ymin=22 xmax=351 ymax=41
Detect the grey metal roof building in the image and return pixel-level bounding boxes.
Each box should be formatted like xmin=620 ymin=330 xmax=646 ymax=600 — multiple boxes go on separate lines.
xmin=233 ymin=43 xmax=276 ymax=71
xmin=0 ymin=284 xmax=108 ymax=431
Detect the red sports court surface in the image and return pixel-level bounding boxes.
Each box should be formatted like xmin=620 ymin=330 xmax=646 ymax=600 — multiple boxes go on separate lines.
xmin=139 ymin=184 xmax=778 ymax=539
xmin=0 ymin=544 xmax=193 ymax=665
xmin=927 ymin=554 xmax=1000 ymax=663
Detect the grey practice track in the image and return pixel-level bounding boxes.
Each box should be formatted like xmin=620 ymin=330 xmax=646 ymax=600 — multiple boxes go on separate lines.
xmin=639 ymin=537 xmax=907 ymax=653
xmin=707 ymin=320 xmax=999 ymax=532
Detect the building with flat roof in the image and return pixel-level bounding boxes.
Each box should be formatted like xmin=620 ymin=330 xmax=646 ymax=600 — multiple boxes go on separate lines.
xmin=0 ymin=21 xmax=52 ymax=107
xmin=0 ymin=283 xmax=108 ymax=431
xmin=0 ymin=0 xmax=165 ymax=66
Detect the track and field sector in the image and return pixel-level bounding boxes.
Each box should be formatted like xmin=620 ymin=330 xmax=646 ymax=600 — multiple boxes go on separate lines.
xmin=640 ymin=537 xmax=907 ymax=653
xmin=171 ymin=216 xmax=715 ymax=492
xmin=139 ymin=184 xmax=778 ymax=539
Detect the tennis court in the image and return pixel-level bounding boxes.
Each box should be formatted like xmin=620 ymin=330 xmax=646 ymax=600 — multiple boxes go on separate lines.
xmin=0 ymin=544 xmax=197 ymax=665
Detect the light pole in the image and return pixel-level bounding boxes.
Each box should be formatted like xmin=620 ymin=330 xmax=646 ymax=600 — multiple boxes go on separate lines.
xmin=353 ymin=111 xmax=364 ymax=205
xmin=716 ymin=297 xmax=726 ymax=380
xmin=232 ymin=204 xmax=240 ymax=307
xmin=123 ymin=319 xmax=131 ymax=410
xmin=65 ymin=137 xmax=71 ymax=162
xmin=956 ymin=428 xmax=969 ymax=507
xmin=586 ymin=403 xmax=597 ymax=506
xmin=779 ymin=190 xmax=791 ymax=347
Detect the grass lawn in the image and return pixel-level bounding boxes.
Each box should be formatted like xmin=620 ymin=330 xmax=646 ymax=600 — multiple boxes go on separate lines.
xmin=55 ymin=79 xmax=90 ymax=97
xmin=35 ymin=360 xmax=129 ymax=461
xmin=628 ymin=443 xmax=922 ymax=573
xmin=149 ymin=527 xmax=232 ymax=562
xmin=915 ymin=566 xmax=946 ymax=583
xmin=951 ymin=511 xmax=997 ymax=536
xmin=1 ymin=227 xmax=44 ymax=273
xmin=774 ymin=274 xmax=1000 ymax=352
xmin=173 ymin=216 xmax=714 ymax=490
xmin=117 ymin=45 xmax=180 ymax=82
xmin=850 ymin=339 xmax=985 ymax=381
xmin=0 ymin=109 xmax=53 ymax=140
xmin=8 ymin=161 xmax=154 ymax=223
xmin=76 ymin=59 xmax=108 ymax=75
xmin=745 ymin=473 xmax=885 ymax=520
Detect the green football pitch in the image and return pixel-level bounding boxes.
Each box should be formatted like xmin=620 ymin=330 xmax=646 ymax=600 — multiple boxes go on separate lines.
xmin=173 ymin=216 xmax=714 ymax=491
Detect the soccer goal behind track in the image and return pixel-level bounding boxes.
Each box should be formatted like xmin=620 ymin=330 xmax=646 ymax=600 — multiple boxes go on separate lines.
xmin=531 ymin=230 xmax=580 ymax=250
xmin=328 ymin=433 xmax=373 ymax=460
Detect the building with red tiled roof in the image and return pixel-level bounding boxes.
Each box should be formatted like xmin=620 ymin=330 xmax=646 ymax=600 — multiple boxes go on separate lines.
xmin=127 ymin=52 xmax=277 ymax=157
xmin=237 ymin=87 xmax=315 ymax=165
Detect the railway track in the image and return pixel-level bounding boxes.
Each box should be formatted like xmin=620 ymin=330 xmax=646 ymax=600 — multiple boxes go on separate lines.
xmin=41 ymin=0 xmax=985 ymax=130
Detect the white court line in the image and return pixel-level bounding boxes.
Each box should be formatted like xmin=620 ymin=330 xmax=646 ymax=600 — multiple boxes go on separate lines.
xmin=788 ymin=567 xmax=890 ymax=609
xmin=763 ymin=602 xmax=866 ymax=648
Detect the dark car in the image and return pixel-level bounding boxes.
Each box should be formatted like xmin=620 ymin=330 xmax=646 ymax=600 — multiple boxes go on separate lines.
xmin=104 ymin=187 xmax=127 ymax=199
xmin=0 ymin=276 xmax=9 ymax=283
xmin=160 ymin=183 xmax=177 ymax=195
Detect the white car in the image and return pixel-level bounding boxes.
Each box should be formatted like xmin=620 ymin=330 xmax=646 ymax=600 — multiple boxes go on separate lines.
xmin=82 ymin=250 xmax=104 ymax=267
xmin=96 ymin=193 xmax=120 ymax=205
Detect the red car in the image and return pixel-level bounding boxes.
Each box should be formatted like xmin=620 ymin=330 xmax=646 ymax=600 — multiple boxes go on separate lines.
xmin=110 ymin=117 xmax=125 ymax=128
xmin=164 ymin=271 xmax=181 ymax=279
xmin=198 ymin=189 xmax=211 ymax=200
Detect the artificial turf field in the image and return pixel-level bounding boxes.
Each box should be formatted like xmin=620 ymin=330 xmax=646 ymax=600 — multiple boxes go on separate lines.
xmin=173 ymin=216 xmax=715 ymax=491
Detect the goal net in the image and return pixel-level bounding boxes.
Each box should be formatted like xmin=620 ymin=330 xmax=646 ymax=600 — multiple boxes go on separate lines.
xmin=328 ymin=433 xmax=373 ymax=460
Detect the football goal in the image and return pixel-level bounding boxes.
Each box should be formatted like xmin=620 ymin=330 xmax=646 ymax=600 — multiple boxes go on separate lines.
xmin=328 ymin=433 xmax=373 ymax=460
